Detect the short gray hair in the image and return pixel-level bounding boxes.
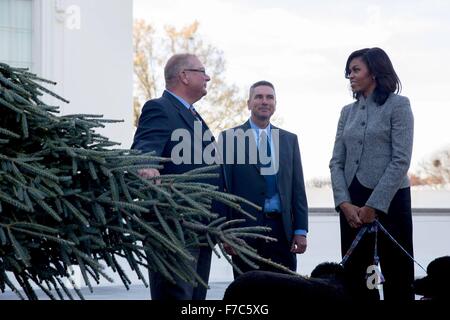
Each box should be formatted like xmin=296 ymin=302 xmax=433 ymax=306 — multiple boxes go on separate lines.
xmin=249 ymin=80 xmax=276 ymax=99
xmin=164 ymin=54 xmax=197 ymax=88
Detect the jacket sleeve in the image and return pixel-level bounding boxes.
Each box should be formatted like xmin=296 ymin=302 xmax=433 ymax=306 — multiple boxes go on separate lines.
xmin=131 ymin=100 xmax=171 ymax=156
xmin=329 ymin=106 xmax=351 ymax=210
xmin=214 ymin=130 xmax=232 ymax=220
xmin=365 ymin=97 xmax=414 ymax=213
xmin=292 ymin=134 xmax=308 ymax=232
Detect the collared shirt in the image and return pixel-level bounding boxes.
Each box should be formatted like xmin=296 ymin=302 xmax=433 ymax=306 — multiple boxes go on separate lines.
xmin=166 ymin=89 xmax=202 ymax=122
xmin=248 ymin=117 xmax=275 ymax=166
xmin=248 ymin=118 xmax=307 ymax=237
xmin=166 ymin=90 xmax=191 ymax=110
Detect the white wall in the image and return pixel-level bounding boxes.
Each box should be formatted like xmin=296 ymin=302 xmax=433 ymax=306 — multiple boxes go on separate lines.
xmin=33 ymin=0 xmax=134 ymax=148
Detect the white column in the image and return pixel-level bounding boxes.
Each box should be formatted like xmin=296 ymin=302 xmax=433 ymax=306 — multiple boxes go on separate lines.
xmin=32 ymin=0 xmax=134 ymax=147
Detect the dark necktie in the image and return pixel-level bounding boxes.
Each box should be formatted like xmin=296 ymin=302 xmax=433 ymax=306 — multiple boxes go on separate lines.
xmin=190 ymin=105 xmax=201 ymax=121
xmin=258 ymin=131 xmax=277 ymax=198
xmin=258 ymin=130 xmax=271 ymax=162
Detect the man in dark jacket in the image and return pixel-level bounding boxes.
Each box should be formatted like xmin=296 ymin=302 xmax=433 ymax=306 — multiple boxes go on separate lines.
xmin=132 ymin=53 xmax=216 ymax=300
xmin=220 ymin=80 xmax=308 ymax=277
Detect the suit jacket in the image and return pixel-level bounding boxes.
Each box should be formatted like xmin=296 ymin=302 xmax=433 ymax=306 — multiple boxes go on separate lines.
xmin=329 ymin=93 xmax=414 ymax=214
xmin=132 ymin=90 xmax=215 ymax=175
xmin=220 ymin=121 xmax=308 ymax=242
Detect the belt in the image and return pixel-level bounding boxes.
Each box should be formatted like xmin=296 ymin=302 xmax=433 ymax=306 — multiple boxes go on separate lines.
xmin=264 ymin=211 xmax=281 ymax=219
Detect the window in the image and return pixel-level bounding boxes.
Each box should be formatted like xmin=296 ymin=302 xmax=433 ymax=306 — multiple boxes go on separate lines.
xmin=0 ymin=0 xmax=32 ymax=69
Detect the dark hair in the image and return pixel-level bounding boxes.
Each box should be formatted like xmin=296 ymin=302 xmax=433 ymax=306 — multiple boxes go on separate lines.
xmin=249 ymin=80 xmax=275 ymax=99
xmin=345 ymin=47 xmax=401 ymax=105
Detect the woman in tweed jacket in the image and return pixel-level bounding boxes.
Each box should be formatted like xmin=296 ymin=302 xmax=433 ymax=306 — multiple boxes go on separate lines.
xmin=330 ymin=47 xmax=414 ymax=301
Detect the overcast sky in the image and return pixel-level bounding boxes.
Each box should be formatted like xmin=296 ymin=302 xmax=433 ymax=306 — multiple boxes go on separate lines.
xmin=133 ymin=0 xmax=450 ymax=181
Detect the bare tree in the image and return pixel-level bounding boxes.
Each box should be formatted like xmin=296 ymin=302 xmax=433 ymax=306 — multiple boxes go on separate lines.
xmin=306 ymin=177 xmax=332 ymax=188
xmin=416 ymin=146 xmax=450 ymax=186
xmin=133 ymin=20 xmax=251 ymax=134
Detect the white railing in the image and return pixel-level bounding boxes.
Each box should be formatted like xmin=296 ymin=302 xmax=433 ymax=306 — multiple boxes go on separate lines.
xmin=210 ymin=210 xmax=450 ymax=282
xmin=1 ymin=211 xmax=449 ymax=299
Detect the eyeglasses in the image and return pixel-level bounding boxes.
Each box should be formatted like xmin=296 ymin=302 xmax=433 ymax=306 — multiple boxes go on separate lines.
xmin=183 ymin=68 xmax=207 ymax=75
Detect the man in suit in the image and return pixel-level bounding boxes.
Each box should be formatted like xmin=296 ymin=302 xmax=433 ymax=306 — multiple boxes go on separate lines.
xmin=220 ymin=80 xmax=308 ymax=277
xmin=131 ymin=53 xmax=216 ymax=300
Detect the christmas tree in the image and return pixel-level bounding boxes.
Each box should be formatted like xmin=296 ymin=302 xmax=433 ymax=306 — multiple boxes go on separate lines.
xmin=0 ymin=63 xmax=292 ymax=300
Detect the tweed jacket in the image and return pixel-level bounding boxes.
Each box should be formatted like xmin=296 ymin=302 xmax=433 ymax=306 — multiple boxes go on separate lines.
xmin=329 ymin=93 xmax=414 ymax=214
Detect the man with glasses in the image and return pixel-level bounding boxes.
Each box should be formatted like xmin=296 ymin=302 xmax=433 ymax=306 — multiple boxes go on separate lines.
xmin=132 ymin=54 xmax=216 ymax=300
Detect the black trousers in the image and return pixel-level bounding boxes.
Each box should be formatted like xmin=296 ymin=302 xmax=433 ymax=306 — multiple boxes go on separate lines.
xmin=148 ymin=246 xmax=212 ymax=300
xmin=340 ymin=178 xmax=415 ymax=301
xmin=231 ymin=213 xmax=296 ymax=279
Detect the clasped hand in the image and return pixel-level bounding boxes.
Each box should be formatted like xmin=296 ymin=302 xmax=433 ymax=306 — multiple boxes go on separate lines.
xmin=340 ymin=202 xmax=378 ymax=229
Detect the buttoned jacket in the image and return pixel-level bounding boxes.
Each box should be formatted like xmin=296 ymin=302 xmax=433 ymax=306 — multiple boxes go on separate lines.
xmin=329 ymin=93 xmax=414 ymax=213
xmin=220 ymin=121 xmax=308 ymax=242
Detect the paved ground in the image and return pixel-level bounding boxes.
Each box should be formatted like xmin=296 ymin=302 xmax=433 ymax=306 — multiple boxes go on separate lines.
xmin=0 ymin=282 xmax=230 ymax=300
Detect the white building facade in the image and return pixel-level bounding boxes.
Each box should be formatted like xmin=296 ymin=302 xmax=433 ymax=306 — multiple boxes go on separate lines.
xmin=1 ymin=0 xmax=134 ymax=147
